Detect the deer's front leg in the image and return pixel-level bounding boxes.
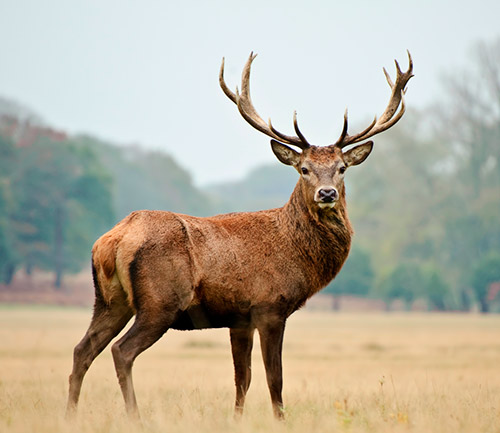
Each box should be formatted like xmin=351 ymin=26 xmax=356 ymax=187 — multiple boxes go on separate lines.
xmin=230 ymin=327 xmax=255 ymax=417
xmin=257 ymin=318 xmax=286 ymax=419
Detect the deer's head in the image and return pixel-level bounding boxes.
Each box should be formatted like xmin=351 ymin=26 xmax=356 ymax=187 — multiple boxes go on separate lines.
xmin=220 ymin=53 xmax=413 ymax=212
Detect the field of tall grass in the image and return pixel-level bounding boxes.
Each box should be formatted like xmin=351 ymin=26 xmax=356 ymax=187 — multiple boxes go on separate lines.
xmin=0 ymin=305 xmax=499 ymax=433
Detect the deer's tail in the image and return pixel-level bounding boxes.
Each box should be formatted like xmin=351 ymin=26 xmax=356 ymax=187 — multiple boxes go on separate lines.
xmin=91 ymin=232 xmax=130 ymax=307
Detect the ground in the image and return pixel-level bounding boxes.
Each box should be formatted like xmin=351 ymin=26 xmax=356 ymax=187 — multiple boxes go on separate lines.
xmin=0 ymin=306 xmax=499 ymax=433
xmin=0 ymin=271 xmax=94 ymax=306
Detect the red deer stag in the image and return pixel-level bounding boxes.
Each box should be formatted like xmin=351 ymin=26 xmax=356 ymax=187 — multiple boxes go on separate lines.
xmin=66 ymin=52 xmax=413 ymax=420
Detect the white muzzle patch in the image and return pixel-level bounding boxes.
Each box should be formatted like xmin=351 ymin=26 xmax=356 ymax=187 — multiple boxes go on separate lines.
xmin=317 ymin=202 xmax=336 ymax=209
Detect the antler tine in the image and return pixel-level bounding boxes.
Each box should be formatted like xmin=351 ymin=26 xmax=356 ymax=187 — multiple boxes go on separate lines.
xmin=336 ymin=109 xmax=349 ymax=145
xmin=383 ymin=66 xmax=394 ymax=88
xmin=219 ymin=53 xmax=311 ymax=150
xmin=268 ymin=111 xmax=311 ymax=149
xmin=335 ymin=51 xmax=414 ymax=149
xmin=334 ymin=109 xmax=377 ymax=148
xmin=219 ymin=57 xmax=238 ymax=104
xmin=293 ymin=111 xmax=312 ymax=147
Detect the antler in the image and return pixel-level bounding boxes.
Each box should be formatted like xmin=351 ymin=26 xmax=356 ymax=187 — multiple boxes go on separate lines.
xmin=334 ymin=51 xmax=414 ymax=149
xmin=219 ymin=52 xmax=311 ymax=150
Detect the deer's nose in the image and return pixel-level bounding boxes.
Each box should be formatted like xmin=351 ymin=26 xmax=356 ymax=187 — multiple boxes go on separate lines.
xmin=317 ymin=188 xmax=338 ymax=203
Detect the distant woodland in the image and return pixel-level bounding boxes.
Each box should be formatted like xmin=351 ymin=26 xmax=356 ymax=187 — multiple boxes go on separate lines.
xmin=1 ymin=40 xmax=499 ymax=311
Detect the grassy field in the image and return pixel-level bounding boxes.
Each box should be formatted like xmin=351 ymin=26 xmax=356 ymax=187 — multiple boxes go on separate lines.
xmin=0 ymin=305 xmax=499 ymax=433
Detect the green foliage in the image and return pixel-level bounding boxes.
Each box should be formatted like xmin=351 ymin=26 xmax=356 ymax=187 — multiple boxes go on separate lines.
xmin=373 ymin=262 xmax=450 ymax=311
xmin=341 ymin=36 xmax=500 ymax=311
xmin=76 ymin=136 xmax=211 ymax=219
xmin=470 ymin=252 xmax=500 ymax=312
xmin=424 ymin=268 xmax=450 ymax=311
xmin=206 ymin=163 xmax=297 ymax=213
xmin=2 ymin=135 xmax=114 ymax=286
xmin=324 ymin=246 xmax=374 ymax=296
xmin=347 ymin=110 xmax=445 ymax=271
xmin=0 ymin=135 xmax=113 ymax=286
xmin=378 ymin=263 xmax=424 ymax=310
xmin=0 ymin=135 xmax=18 ymax=283
xmin=0 ymin=125 xmax=215 ymax=286
xmin=432 ymin=38 xmax=500 ymax=310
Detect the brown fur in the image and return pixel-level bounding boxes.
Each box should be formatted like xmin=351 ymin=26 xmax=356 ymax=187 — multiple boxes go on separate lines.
xmin=66 ymin=51 xmax=411 ymax=420
xmin=66 ymin=144 xmax=366 ymax=420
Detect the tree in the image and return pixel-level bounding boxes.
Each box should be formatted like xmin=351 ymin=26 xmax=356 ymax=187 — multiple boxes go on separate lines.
xmin=377 ymin=263 xmax=425 ymax=310
xmin=76 ymin=136 xmax=213 ymax=219
xmin=346 ymin=109 xmax=447 ymax=272
xmin=470 ymin=253 xmax=500 ymax=313
xmin=206 ymin=163 xmax=297 ymax=213
xmin=434 ymin=39 xmax=500 ymax=308
xmin=422 ymin=267 xmax=450 ymax=311
xmin=435 ymin=39 xmax=500 ymax=194
xmin=347 ymin=39 xmax=500 ymax=311
xmin=0 ymin=134 xmax=18 ymax=283
xmin=10 ymin=138 xmax=114 ymax=287
xmin=2 ymin=115 xmax=218 ymax=288
xmin=324 ymin=246 xmax=374 ymax=309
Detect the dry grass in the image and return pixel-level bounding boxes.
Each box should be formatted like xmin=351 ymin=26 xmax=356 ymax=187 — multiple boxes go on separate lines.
xmin=0 ymin=305 xmax=499 ymax=433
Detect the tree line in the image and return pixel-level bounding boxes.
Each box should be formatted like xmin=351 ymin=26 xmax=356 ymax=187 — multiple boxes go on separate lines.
xmin=208 ymin=39 xmax=500 ymax=312
xmin=327 ymin=39 xmax=500 ymax=312
xmin=0 ymin=121 xmax=210 ymax=288
xmin=1 ymin=39 xmax=499 ymax=311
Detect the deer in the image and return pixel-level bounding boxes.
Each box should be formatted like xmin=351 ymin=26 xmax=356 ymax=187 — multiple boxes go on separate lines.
xmin=66 ymin=51 xmax=413 ymax=420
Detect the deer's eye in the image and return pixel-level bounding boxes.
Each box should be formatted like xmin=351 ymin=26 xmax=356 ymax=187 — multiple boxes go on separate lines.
xmin=339 ymin=166 xmax=346 ymax=175
xmin=301 ymin=167 xmax=309 ymax=175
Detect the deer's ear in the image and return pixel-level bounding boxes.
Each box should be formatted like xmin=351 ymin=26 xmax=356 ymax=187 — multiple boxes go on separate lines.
xmin=271 ymin=140 xmax=301 ymax=166
xmin=343 ymin=141 xmax=373 ymax=167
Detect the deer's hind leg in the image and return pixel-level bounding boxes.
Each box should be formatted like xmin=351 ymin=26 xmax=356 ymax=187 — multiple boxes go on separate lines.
xmin=110 ymin=305 xmax=180 ymax=419
xmin=66 ymin=282 xmax=133 ymax=416
xmin=110 ymin=258 xmax=195 ymax=418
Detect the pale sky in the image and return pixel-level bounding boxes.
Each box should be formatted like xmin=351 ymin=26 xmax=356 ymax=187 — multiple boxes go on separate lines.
xmin=1 ymin=0 xmax=499 ymax=185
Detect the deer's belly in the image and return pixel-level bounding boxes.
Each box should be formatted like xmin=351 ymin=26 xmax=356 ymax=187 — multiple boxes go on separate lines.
xmin=171 ymin=304 xmax=251 ymax=330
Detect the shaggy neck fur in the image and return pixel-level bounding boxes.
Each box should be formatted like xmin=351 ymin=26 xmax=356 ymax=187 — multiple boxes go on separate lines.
xmin=278 ymin=179 xmax=353 ymax=293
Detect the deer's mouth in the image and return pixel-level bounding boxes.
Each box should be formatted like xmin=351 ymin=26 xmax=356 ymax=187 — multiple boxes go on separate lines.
xmin=317 ymin=201 xmax=336 ymax=209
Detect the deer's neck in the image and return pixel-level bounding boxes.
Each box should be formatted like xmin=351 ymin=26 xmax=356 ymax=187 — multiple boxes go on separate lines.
xmin=279 ymin=181 xmax=353 ymax=292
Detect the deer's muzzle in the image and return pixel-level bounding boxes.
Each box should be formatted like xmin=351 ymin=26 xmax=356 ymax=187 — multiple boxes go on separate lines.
xmin=315 ymin=187 xmax=338 ymax=208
